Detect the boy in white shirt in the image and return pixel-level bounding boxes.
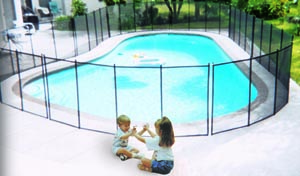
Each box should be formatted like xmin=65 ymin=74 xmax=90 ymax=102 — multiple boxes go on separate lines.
xmin=112 ymin=115 xmax=142 ymax=161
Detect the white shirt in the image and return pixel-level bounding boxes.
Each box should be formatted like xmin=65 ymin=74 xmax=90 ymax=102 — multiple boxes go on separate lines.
xmin=146 ymin=136 xmax=174 ymax=161
xmin=113 ymin=128 xmax=129 ymax=147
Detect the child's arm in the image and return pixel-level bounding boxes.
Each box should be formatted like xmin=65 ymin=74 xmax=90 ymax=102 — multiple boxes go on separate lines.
xmin=120 ymin=126 xmax=136 ymax=140
xmin=133 ymin=133 xmax=146 ymax=143
xmin=144 ymin=124 xmax=156 ymax=137
xmin=119 ymin=131 xmax=132 ymax=140
xmin=137 ymin=123 xmax=149 ymax=136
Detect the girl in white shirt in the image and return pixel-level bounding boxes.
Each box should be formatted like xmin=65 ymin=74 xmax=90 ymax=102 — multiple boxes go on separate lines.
xmin=133 ymin=116 xmax=175 ymax=174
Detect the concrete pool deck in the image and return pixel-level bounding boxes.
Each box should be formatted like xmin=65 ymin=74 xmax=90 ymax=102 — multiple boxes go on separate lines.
xmin=1 ymin=24 xmax=300 ymax=175
xmin=1 ymin=79 xmax=300 ymax=176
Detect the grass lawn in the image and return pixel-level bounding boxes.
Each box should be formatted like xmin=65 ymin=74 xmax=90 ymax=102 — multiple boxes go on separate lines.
xmin=268 ymin=3 xmax=300 ymax=85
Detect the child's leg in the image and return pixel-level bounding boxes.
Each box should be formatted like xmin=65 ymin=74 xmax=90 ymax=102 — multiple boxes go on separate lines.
xmin=138 ymin=158 xmax=152 ymax=172
xmin=130 ymin=148 xmax=139 ymax=153
xmin=116 ymin=148 xmax=134 ymax=158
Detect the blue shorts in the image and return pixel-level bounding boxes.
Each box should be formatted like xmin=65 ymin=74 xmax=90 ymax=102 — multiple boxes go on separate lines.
xmin=151 ymin=160 xmax=174 ymax=175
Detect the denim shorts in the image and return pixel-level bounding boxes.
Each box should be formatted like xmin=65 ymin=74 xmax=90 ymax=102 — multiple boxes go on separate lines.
xmin=151 ymin=160 xmax=174 ymax=175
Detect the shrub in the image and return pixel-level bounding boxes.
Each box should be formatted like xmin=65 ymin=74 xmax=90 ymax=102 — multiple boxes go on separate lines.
xmin=246 ymin=0 xmax=289 ymax=19
xmin=71 ymin=0 xmax=87 ymax=17
xmin=54 ymin=15 xmax=73 ymax=30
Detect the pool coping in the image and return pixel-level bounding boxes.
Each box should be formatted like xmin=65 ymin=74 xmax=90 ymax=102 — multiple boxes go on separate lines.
xmin=1 ymin=30 xmax=278 ymax=135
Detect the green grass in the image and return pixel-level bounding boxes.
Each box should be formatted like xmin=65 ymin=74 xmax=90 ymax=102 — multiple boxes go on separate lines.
xmin=267 ymin=3 xmax=300 ymax=85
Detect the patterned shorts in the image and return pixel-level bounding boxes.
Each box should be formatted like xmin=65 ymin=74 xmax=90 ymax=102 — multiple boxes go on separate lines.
xmin=151 ymin=160 xmax=174 ymax=175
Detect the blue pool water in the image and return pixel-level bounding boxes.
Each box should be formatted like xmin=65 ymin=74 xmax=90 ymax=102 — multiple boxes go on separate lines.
xmin=24 ymin=34 xmax=257 ymax=123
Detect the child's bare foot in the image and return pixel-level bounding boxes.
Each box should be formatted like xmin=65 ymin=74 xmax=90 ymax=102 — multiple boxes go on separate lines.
xmin=138 ymin=164 xmax=151 ymax=171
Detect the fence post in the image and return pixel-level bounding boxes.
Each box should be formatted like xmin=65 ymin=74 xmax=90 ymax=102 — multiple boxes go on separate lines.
xmin=85 ymin=14 xmax=91 ymax=51
xmin=280 ymin=29 xmax=284 ymax=49
xmin=118 ymin=4 xmax=122 ymax=34
xmin=6 ymin=32 xmax=16 ymax=74
xmin=93 ymin=11 xmax=99 ymax=46
xmin=160 ymin=65 xmax=163 ymax=118
xmin=151 ymin=2 xmax=154 ymax=31
xmin=106 ymin=7 xmax=111 ymax=38
xmin=43 ymin=55 xmax=51 ymax=120
xmin=26 ymin=32 xmax=36 ymax=67
xmin=99 ymin=9 xmax=104 ymax=41
xmin=269 ymin=24 xmax=273 ymax=55
xmin=41 ymin=54 xmax=49 ymax=119
xmin=247 ymin=58 xmax=253 ymax=126
xmin=238 ymin=10 xmax=242 ymax=45
xmin=218 ymin=2 xmax=221 ymax=34
xmin=188 ymin=1 xmax=191 ymax=31
xmin=207 ymin=64 xmax=210 ymax=135
xmin=50 ymin=20 xmax=58 ymax=58
xmin=205 ymin=1 xmax=208 ymax=32
xmin=15 ymin=50 xmax=24 ymax=111
xmin=74 ymin=60 xmax=81 ymax=129
xmin=133 ymin=2 xmax=136 ymax=32
xmin=273 ymin=50 xmax=279 ymax=114
xmin=113 ymin=64 xmax=118 ymax=129
xmin=259 ymin=20 xmax=264 ymax=57
xmin=211 ymin=63 xmax=215 ymax=135
xmin=72 ymin=18 xmax=78 ymax=57
xmin=232 ymin=6 xmax=236 ymax=41
xmin=251 ymin=16 xmax=256 ymax=58
xmin=244 ymin=13 xmax=248 ymax=50
xmin=228 ymin=5 xmax=232 ymax=38
xmin=0 ymin=81 xmax=2 ymax=103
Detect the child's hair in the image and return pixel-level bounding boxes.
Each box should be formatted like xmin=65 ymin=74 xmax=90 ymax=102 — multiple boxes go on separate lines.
xmin=117 ymin=115 xmax=131 ymax=125
xmin=156 ymin=116 xmax=175 ymax=147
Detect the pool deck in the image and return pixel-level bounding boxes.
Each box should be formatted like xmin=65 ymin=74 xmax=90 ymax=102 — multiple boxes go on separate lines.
xmin=1 ymin=79 xmax=300 ymax=176
xmin=1 ymin=24 xmax=300 ymax=176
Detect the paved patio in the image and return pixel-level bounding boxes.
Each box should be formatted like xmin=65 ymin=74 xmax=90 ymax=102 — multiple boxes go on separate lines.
xmin=1 ymin=79 xmax=300 ymax=176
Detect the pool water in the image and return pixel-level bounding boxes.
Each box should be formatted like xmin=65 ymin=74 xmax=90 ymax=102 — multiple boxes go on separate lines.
xmin=24 ymin=34 xmax=257 ymax=123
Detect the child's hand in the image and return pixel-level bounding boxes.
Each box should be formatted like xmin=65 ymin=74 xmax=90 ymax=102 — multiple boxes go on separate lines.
xmin=131 ymin=126 xmax=137 ymax=135
xmin=143 ymin=123 xmax=149 ymax=130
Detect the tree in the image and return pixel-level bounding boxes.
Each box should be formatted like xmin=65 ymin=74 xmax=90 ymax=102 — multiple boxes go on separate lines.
xmin=164 ymin=0 xmax=184 ymax=22
xmin=102 ymin=0 xmax=126 ymax=6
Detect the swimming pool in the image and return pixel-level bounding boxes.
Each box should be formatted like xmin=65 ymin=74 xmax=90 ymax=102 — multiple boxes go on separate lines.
xmin=23 ymin=33 xmax=257 ymax=123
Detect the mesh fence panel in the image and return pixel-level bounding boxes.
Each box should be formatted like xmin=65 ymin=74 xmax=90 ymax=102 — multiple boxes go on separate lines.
xmin=87 ymin=12 xmax=97 ymax=50
xmin=253 ymin=18 xmax=263 ymax=57
xmin=249 ymin=56 xmax=275 ymax=124
xmin=77 ymin=63 xmax=116 ymax=133
xmin=22 ymin=54 xmax=48 ymax=118
xmin=212 ymin=61 xmax=250 ymax=134
xmin=190 ymin=2 xmax=207 ymax=31
xmin=120 ymin=3 xmax=136 ymax=33
xmin=100 ymin=8 xmax=110 ymax=40
xmin=115 ymin=66 xmax=161 ymax=126
xmin=275 ymin=45 xmax=292 ymax=112
xmin=270 ymin=26 xmax=282 ymax=52
xmin=107 ymin=5 xmax=121 ymax=37
xmin=52 ymin=20 xmax=76 ymax=59
xmin=45 ymin=58 xmax=79 ymax=126
xmin=153 ymin=3 xmax=172 ymax=31
xmin=74 ymin=15 xmax=89 ymax=55
xmin=163 ymin=66 xmax=209 ymax=136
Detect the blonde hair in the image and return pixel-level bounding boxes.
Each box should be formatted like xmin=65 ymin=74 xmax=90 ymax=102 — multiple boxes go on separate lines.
xmin=117 ymin=114 xmax=131 ymax=125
